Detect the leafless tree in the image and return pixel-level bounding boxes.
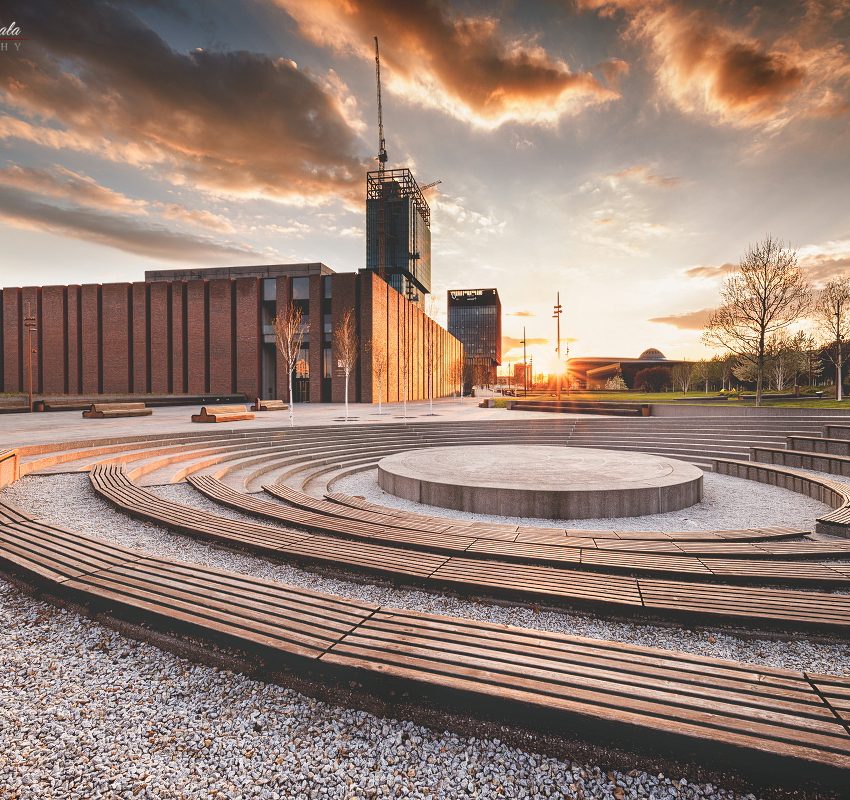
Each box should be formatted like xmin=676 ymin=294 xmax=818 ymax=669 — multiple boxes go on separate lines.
xmin=333 ymin=308 xmax=358 ymax=422
xmin=273 ymin=303 xmax=304 ymax=427
xmin=702 ymin=235 xmax=810 ymax=406
xmin=813 ymin=276 xmax=850 ymax=401
xmin=670 ymin=362 xmax=694 ymax=393
xmin=366 ymin=337 xmax=387 ymax=415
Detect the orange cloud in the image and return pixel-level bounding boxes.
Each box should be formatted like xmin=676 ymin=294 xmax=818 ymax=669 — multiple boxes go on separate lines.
xmin=0 ymin=2 xmax=367 ymax=207
xmin=580 ymin=0 xmax=850 ymax=128
xmin=649 ymin=308 xmax=713 ymax=330
xmin=275 ymin=0 xmax=620 ymax=128
xmin=684 ymin=262 xmax=737 ymax=279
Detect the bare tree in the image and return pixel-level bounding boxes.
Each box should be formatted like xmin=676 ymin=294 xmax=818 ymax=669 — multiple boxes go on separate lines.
xmin=703 ymin=235 xmax=810 ymax=406
xmin=670 ymin=362 xmax=694 ymax=393
xmin=272 ymin=303 xmax=304 ymax=427
xmin=333 ymin=308 xmax=358 ymax=422
xmin=366 ymin=337 xmax=387 ymax=415
xmin=813 ymin=276 xmax=850 ymax=401
xmin=803 ymin=333 xmax=824 ymax=387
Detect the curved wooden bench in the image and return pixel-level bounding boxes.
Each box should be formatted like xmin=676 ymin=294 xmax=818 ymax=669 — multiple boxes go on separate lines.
xmin=185 ymin=476 xmax=850 ymax=565
xmin=89 ymin=465 xmax=850 ymax=627
xmin=82 ymin=402 xmax=152 ymax=419
xmin=713 ymin=458 xmax=850 ymax=537
xmin=0 ymin=497 xmax=848 ymax=780
xmin=191 ymin=405 xmax=254 ymax=423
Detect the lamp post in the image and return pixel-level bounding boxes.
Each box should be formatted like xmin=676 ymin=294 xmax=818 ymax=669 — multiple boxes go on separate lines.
xmin=553 ymin=292 xmax=562 ymax=401
xmin=24 ymin=303 xmax=37 ymax=413
xmin=522 ymin=326 xmax=528 ymax=397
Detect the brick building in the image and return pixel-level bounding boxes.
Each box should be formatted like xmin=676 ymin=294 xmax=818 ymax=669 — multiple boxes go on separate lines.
xmin=0 ymin=264 xmax=462 ymax=403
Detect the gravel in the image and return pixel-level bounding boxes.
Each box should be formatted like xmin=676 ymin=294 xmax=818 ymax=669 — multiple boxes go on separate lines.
xmin=1 ymin=474 xmax=847 ymax=799
xmin=3 ymin=474 xmax=848 ymax=677
xmin=0 ymin=580 xmax=765 ymax=800
xmin=333 ymin=470 xmax=829 ymax=532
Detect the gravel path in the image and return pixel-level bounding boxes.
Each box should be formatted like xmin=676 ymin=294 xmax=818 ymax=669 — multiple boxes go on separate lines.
xmin=333 ymin=470 xmax=829 ymax=532
xmin=3 ymin=474 xmax=848 ymax=676
xmin=0 ymin=580 xmax=765 ymax=800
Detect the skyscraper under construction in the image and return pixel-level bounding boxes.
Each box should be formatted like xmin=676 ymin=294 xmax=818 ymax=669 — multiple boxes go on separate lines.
xmin=366 ymin=167 xmax=432 ymax=304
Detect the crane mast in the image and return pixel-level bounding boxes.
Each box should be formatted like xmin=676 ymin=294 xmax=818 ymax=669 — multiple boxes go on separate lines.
xmin=374 ymin=36 xmax=388 ymax=172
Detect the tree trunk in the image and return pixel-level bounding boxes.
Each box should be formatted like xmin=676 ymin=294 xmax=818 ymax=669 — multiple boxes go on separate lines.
xmin=377 ymin=376 xmax=382 ymax=415
xmin=344 ymin=370 xmax=349 ymax=421
xmin=838 ymin=345 xmax=843 ymax=402
xmin=756 ymin=333 xmax=765 ymax=407
xmin=288 ymin=366 xmax=294 ymax=427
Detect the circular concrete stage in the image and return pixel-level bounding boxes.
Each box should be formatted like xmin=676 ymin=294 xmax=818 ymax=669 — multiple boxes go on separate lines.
xmin=377 ymin=445 xmax=703 ymax=520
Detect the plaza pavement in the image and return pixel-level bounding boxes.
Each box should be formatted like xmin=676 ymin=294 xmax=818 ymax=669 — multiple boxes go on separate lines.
xmin=0 ymin=397 xmax=578 ymax=449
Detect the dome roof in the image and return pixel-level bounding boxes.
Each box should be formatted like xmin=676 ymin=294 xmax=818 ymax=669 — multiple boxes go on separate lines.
xmin=639 ymin=348 xmax=666 ymax=360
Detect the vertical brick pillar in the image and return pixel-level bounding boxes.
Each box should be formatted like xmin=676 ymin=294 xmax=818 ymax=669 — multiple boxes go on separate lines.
xmin=66 ymin=286 xmax=81 ymax=394
xmin=208 ymin=279 xmax=233 ymax=393
xmin=186 ymin=280 xmax=206 ymax=393
xmin=40 ymin=286 xmax=67 ymax=394
xmin=80 ymin=284 xmax=100 ymax=394
xmin=148 ymin=281 xmax=169 ymax=393
xmin=101 ymin=283 xmax=131 ymax=393
xmin=235 ymin=277 xmax=261 ymax=400
xmin=2 ymin=288 xmax=21 ymax=393
xmin=330 ymin=273 xmax=356 ymax=403
xmin=170 ymin=282 xmax=185 ymax=394
xmin=131 ymin=283 xmax=148 ymax=393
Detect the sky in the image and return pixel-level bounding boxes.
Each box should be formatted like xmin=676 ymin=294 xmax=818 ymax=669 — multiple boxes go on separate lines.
xmin=1 ymin=0 xmax=849 ymax=371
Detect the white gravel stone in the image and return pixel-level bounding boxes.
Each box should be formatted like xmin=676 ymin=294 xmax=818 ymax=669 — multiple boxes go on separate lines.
xmin=334 ymin=469 xmax=829 ymax=532
xmin=2 ymin=474 xmax=848 ymax=677
xmin=0 ymin=577 xmax=767 ymax=799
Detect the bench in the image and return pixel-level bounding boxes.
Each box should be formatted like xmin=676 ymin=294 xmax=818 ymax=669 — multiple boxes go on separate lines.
xmin=713 ymin=458 xmax=850 ymax=538
xmin=88 ymin=465 xmax=850 ymax=625
xmin=1 ymin=497 xmax=848 ymax=780
xmin=82 ymin=402 xmax=152 ymax=419
xmin=250 ymin=398 xmax=289 ymax=412
xmin=508 ymin=400 xmax=650 ymax=417
xmin=191 ymin=404 xmax=255 ymax=423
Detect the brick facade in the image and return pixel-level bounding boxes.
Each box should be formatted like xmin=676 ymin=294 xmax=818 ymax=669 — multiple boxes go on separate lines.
xmin=0 ymin=265 xmax=463 ymax=403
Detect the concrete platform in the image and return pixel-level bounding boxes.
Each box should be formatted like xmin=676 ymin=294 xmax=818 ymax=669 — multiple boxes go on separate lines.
xmin=377 ymin=445 xmax=704 ymax=519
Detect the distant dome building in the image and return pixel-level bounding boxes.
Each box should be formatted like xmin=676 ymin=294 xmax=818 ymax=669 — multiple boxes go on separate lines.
xmin=567 ymin=348 xmax=686 ymax=390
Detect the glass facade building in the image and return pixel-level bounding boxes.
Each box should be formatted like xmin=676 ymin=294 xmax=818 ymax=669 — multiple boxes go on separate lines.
xmin=366 ymin=168 xmax=431 ymax=304
xmin=447 ymin=288 xmax=502 ymax=385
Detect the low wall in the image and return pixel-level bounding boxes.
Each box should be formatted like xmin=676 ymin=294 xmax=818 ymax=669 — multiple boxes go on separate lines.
xmin=651 ymin=404 xmax=850 ymax=419
xmin=0 ymin=450 xmax=19 ymax=489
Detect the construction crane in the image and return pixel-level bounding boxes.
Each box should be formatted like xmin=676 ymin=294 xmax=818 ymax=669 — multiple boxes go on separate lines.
xmin=374 ymin=36 xmax=388 ymax=172
xmin=420 ymin=180 xmax=441 ymax=192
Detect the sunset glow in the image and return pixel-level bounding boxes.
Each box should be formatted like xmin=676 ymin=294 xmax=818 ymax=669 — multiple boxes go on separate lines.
xmin=2 ymin=1 xmax=849 ymax=363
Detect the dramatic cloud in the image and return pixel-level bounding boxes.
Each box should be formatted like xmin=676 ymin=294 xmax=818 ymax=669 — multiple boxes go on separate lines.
xmin=507 ymin=310 xmax=535 ymax=317
xmin=0 ymin=1 xmax=367 ymax=206
xmin=0 ymin=185 xmax=258 ymax=262
xmin=649 ymin=307 xmax=713 ymax=330
xmin=275 ymin=0 xmax=620 ymax=128
xmin=580 ymin=0 xmax=850 ymax=128
xmin=0 ymin=164 xmax=146 ymax=213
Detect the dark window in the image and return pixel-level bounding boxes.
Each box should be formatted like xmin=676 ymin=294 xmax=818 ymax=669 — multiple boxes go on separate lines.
xmin=323 ymin=347 xmax=332 ymax=379
xmin=292 ymin=277 xmax=310 ymax=300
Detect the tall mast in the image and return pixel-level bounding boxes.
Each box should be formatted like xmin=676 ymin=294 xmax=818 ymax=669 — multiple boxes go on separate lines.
xmin=374 ymin=36 xmax=388 ymax=173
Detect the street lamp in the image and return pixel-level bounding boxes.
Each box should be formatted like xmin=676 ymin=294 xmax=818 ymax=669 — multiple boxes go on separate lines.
xmin=522 ymin=326 xmax=528 ymax=397
xmin=24 ymin=303 xmax=37 ymax=413
xmin=553 ymin=292 xmax=562 ymax=401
